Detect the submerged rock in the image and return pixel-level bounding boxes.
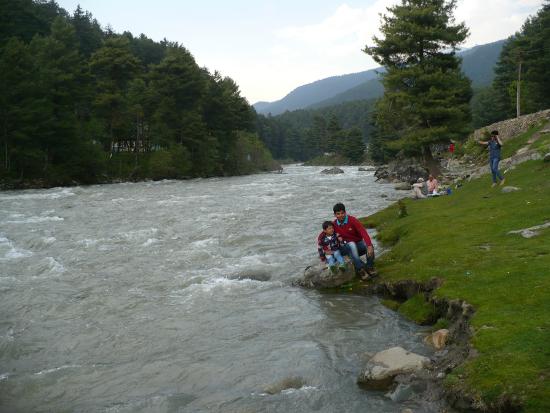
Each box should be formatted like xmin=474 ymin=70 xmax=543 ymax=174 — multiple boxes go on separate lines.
xmin=321 ymin=167 xmax=344 ymax=174
xmin=295 ymin=263 xmax=355 ymax=289
xmin=263 ymin=377 xmax=306 ymax=395
xmin=230 ymin=270 xmax=271 ymax=282
xmin=357 ymin=347 xmax=430 ymax=390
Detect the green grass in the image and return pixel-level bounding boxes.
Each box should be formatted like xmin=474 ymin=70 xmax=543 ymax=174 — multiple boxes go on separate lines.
xmin=531 ymin=132 xmax=550 ymax=155
xmin=398 ymin=294 xmax=438 ymax=325
xmin=501 ymin=124 xmax=544 ymax=159
xmin=361 ymin=159 xmax=550 ymax=412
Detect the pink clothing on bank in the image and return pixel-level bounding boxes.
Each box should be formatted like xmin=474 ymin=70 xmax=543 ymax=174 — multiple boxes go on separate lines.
xmin=427 ymin=179 xmax=438 ymax=194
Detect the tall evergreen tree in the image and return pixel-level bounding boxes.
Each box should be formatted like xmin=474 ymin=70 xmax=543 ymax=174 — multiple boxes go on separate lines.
xmin=365 ymin=0 xmax=472 ymax=159
xmin=492 ymin=2 xmax=550 ymax=117
xmin=90 ymin=36 xmax=140 ymax=148
xmin=0 ymin=38 xmax=42 ymax=177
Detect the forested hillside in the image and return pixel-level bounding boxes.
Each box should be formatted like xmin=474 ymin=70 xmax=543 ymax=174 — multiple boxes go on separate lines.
xmin=256 ymin=100 xmax=375 ymax=162
xmin=0 ymin=0 xmax=276 ymax=188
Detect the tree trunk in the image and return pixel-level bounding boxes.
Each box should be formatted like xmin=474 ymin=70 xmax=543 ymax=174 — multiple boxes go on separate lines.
xmin=422 ymin=145 xmax=441 ymax=176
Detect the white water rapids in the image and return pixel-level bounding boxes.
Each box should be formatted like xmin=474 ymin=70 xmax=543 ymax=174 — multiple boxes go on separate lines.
xmin=0 ymin=165 xmax=441 ymax=412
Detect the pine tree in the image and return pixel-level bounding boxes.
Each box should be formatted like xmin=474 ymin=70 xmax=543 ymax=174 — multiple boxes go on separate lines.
xmin=365 ymin=0 xmax=472 ymax=159
xmin=492 ymin=2 xmax=550 ymax=117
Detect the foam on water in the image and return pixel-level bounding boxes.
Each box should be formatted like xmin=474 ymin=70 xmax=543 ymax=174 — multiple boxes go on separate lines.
xmin=0 ymin=188 xmax=75 ymax=201
xmin=0 ymin=235 xmax=33 ymax=260
xmin=4 ymin=215 xmax=64 ymax=224
xmin=33 ymin=364 xmax=81 ymax=376
xmin=142 ymin=238 xmax=159 ymax=247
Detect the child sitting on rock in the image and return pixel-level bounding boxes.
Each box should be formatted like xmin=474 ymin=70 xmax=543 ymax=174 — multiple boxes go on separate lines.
xmin=317 ymin=221 xmax=347 ymax=274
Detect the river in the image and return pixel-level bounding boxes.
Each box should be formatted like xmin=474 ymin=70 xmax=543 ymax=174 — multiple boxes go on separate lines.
xmin=0 ymin=165 xmax=438 ymax=412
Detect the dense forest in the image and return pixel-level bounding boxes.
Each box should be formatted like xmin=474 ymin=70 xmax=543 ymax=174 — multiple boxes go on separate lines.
xmin=0 ymin=0 xmax=277 ymax=188
xmin=473 ymin=2 xmax=550 ymax=127
xmin=256 ymin=100 xmax=374 ymax=162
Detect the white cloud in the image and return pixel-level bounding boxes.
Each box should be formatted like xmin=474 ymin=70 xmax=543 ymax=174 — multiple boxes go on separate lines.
xmin=456 ymin=0 xmax=544 ymax=46
xmin=276 ymin=2 xmax=395 ymax=61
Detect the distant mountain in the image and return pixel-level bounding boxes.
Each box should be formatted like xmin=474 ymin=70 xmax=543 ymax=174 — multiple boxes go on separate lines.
xmin=253 ymin=70 xmax=379 ymax=116
xmin=308 ymin=77 xmax=385 ymax=109
xmin=460 ymin=39 xmax=506 ymax=87
xmin=254 ymin=39 xmax=506 ymax=115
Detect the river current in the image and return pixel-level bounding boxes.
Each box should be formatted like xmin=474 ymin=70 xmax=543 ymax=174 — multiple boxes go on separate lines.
xmin=1 ymin=165 xmax=436 ymax=412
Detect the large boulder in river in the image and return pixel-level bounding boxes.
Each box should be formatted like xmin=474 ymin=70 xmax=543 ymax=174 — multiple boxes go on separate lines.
xmin=295 ymin=263 xmax=355 ymax=289
xmin=357 ymin=347 xmax=430 ymax=390
xmin=321 ymin=167 xmax=344 ymax=174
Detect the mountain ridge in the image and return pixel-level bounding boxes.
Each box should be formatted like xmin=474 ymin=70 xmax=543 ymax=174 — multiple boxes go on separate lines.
xmin=255 ymin=39 xmax=506 ymax=115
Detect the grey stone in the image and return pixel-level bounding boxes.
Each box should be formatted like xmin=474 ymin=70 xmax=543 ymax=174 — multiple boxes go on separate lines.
xmin=321 ymin=167 xmax=344 ymax=174
xmin=508 ymin=222 xmax=550 ymax=238
xmin=263 ymin=377 xmax=305 ymax=395
xmin=357 ymin=347 xmax=430 ymax=389
xmin=295 ymin=262 xmax=355 ymax=289
xmin=471 ymin=109 xmax=550 ymax=142
xmin=374 ymin=158 xmax=428 ymax=183
xmin=544 ymin=153 xmax=550 ymax=162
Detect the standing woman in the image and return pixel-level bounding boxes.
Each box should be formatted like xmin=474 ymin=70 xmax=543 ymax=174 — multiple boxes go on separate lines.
xmin=478 ymin=130 xmax=505 ymax=187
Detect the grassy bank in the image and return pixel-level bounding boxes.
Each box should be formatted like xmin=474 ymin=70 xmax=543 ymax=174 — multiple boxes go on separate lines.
xmin=361 ymin=159 xmax=550 ymax=412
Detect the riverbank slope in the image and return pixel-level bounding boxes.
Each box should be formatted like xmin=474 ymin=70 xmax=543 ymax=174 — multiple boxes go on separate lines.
xmin=360 ymin=157 xmax=550 ymax=412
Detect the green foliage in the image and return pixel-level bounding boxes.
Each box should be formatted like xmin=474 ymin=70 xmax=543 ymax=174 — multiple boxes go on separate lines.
xmin=492 ymin=4 xmax=550 ymax=118
xmin=363 ymin=154 xmax=550 ymax=411
xmin=0 ymin=1 xmax=276 ymax=187
xmin=381 ymin=299 xmax=401 ymax=311
xmin=398 ymin=199 xmax=408 ymax=218
xmin=224 ymin=131 xmax=279 ymax=176
xmin=147 ymin=145 xmax=191 ymax=180
xmin=256 ymin=100 xmax=374 ymax=163
xmin=432 ymin=318 xmax=450 ymax=331
xmin=365 ymin=0 xmax=473 ymax=158
xmin=470 ymin=86 xmax=509 ymax=129
xmin=398 ymin=294 xmax=438 ymax=325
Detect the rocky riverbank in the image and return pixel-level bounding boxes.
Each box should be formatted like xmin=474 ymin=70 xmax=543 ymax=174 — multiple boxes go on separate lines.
xmin=293 ymin=114 xmax=550 ymax=411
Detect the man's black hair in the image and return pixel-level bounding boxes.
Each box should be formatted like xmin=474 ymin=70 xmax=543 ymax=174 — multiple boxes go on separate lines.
xmin=491 ymin=130 xmax=499 ymax=136
xmin=333 ymin=203 xmax=346 ymax=213
xmin=322 ymin=221 xmax=333 ymax=230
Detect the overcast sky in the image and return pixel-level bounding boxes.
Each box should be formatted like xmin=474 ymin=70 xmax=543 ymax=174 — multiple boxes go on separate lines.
xmin=55 ymin=0 xmax=544 ymax=104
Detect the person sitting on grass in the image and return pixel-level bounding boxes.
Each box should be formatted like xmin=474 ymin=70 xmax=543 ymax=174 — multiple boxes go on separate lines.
xmin=478 ymin=130 xmax=505 ymax=187
xmin=412 ymin=178 xmax=426 ymax=199
xmin=427 ymin=174 xmax=440 ymax=196
xmin=317 ymin=221 xmax=347 ymax=274
xmin=332 ymin=203 xmax=376 ymax=280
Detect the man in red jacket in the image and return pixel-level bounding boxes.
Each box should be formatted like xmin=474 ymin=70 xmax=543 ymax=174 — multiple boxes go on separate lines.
xmin=332 ymin=203 xmax=376 ymax=279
